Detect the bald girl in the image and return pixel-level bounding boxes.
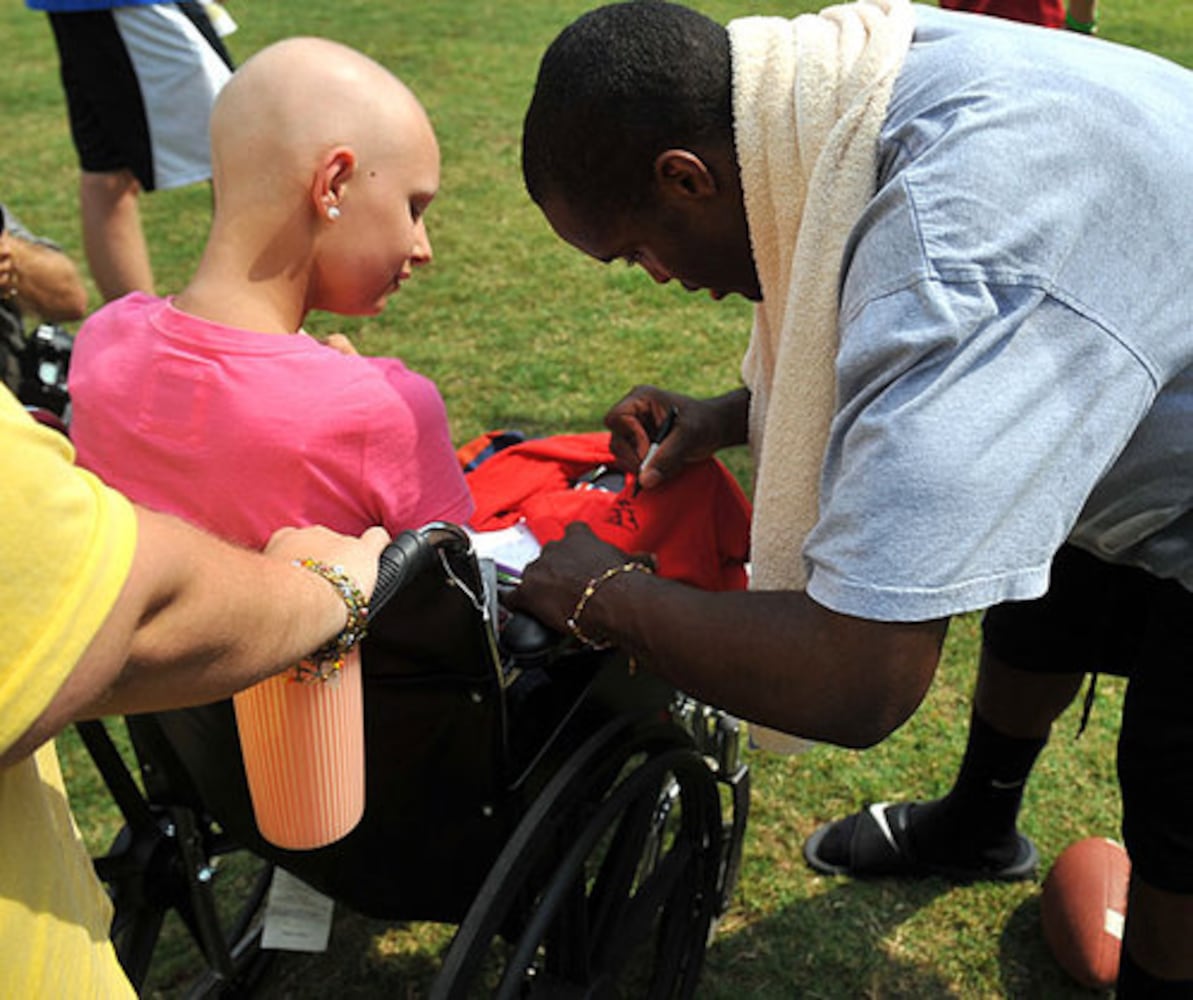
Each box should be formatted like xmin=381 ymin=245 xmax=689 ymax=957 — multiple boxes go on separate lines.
xmin=177 ymin=37 xmax=440 ymax=333
xmin=66 ymin=37 xmax=475 ymax=549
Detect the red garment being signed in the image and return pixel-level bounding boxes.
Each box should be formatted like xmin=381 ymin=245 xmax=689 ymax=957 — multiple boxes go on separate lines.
xmin=464 ymin=432 xmax=751 ymax=592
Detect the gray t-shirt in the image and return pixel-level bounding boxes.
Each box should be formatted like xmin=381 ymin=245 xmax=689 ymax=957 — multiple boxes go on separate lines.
xmin=802 ymin=7 xmax=1193 ymax=621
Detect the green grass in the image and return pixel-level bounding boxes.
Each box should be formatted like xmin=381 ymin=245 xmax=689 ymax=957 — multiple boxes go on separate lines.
xmin=5 ymin=0 xmax=1189 ymax=996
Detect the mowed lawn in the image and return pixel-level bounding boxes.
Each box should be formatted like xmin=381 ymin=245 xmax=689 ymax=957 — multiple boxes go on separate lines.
xmin=4 ymin=1 xmax=1189 ymax=996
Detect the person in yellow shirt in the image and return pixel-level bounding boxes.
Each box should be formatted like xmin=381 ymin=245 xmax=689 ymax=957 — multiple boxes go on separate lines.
xmin=0 ymin=386 xmax=387 ymax=995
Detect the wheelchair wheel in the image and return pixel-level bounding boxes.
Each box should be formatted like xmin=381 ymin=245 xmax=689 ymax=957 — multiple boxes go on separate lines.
xmin=102 ymin=805 xmax=275 ymax=998
xmin=432 ymin=712 xmax=723 ymax=999
xmin=78 ymin=718 xmax=274 ymax=997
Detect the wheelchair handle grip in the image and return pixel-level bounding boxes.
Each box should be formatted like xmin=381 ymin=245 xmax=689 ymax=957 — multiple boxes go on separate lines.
xmin=372 ymin=531 xmax=433 ymax=611
xmin=371 ymin=523 xmax=473 ymax=611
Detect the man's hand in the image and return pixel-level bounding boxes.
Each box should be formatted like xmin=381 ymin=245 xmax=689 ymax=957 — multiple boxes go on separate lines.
xmin=507 ymin=525 xmax=948 ymax=749
xmin=505 ymin=523 xmax=634 ymax=634
xmin=322 ymin=332 xmax=358 ymax=356
xmin=266 ymin=523 xmax=390 ymax=604
xmin=0 ymin=229 xmax=87 ymax=321
xmin=604 ymin=385 xmax=748 ymax=493
xmin=0 ymin=232 xmax=18 ymax=302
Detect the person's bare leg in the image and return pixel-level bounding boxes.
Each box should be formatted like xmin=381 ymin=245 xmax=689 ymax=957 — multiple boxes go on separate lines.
xmin=893 ymin=650 xmax=1083 ymax=865
xmin=80 ymin=168 xmax=154 ymax=301
xmin=805 ymin=649 xmax=1084 ymax=876
xmin=973 ymin=650 xmax=1084 ymax=740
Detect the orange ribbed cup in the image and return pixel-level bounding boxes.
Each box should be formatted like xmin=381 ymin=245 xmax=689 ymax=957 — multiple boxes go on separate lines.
xmin=232 ymin=649 xmax=365 ymax=850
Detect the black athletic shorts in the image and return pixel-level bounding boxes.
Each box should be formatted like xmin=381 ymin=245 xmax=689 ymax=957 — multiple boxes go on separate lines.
xmin=983 ymin=543 xmax=1193 ymax=892
xmin=47 ymin=3 xmax=232 ymax=192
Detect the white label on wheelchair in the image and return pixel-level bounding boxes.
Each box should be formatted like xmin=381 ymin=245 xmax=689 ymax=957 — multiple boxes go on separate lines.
xmin=262 ymin=868 xmax=335 ymax=952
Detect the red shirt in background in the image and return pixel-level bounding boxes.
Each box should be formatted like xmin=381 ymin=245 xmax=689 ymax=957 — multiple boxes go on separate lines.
xmin=939 ymin=0 xmax=1065 ymax=29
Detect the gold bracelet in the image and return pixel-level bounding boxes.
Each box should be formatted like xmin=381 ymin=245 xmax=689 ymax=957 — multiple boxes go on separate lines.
xmin=292 ymin=559 xmax=370 ymax=682
xmin=565 ymin=560 xmax=654 ymax=649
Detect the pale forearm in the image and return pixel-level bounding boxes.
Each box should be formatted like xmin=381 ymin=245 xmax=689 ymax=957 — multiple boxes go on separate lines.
xmin=110 ymin=511 xmax=353 ymax=711
xmin=4 ymin=508 xmax=385 ymax=764
xmin=7 ymin=237 xmax=88 ymax=322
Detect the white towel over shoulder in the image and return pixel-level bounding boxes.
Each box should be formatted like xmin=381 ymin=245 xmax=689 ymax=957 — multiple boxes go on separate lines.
xmin=729 ymin=0 xmax=914 ymax=752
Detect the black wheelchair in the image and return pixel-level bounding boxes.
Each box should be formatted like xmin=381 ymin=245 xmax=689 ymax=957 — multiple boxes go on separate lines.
xmin=77 ymin=521 xmax=751 ymax=998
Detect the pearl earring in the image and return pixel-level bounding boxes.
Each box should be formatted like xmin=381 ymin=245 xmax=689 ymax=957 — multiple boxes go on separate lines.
xmin=327 ymin=205 xmax=341 ymax=221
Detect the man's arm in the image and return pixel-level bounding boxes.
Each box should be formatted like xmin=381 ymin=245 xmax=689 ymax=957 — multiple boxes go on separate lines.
xmin=1 ymin=507 xmax=389 ymax=766
xmin=0 ymin=229 xmax=89 ymax=323
xmin=600 ymin=577 xmax=947 ymax=748
xmin=509 ymin=523 xmax=948 ymax=748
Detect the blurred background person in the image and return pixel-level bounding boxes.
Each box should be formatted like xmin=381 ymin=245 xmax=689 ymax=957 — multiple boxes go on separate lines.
xmin=25 ymin=1 xmax=234 ymax=301
xmin=939 ymin=0 xmax=1098 ymax=32
xmin=0 ymin=202 xmax=87 ymax=402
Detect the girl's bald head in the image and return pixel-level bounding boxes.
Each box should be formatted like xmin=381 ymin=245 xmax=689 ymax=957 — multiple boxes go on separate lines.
xmin=209 ymin=38 xmax=435 ymax=209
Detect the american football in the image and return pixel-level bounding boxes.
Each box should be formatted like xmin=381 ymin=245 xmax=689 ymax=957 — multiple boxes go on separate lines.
xmin=1040 ymin=837 xmax=1131 ymax=990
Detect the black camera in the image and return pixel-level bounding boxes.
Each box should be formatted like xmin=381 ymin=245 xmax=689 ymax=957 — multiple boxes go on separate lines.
xmin=19 ymin=322 xmax=74 ymax=420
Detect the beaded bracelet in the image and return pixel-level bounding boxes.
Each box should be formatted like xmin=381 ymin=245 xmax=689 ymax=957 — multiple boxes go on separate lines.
xmin=565 ymin=560 xmax=654 ymax=650
xmin=292 ymin=559 xmax=370 ymax=682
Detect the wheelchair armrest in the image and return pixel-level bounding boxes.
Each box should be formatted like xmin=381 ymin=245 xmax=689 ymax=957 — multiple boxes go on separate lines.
xmin=499 ymin=602 xmax=593 ymax=673
xmin=500 ymin=610 xmax=560 ymax=658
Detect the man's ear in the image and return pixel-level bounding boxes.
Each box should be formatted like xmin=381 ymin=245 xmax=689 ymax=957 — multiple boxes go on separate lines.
xmin=312 ymin=146 xmax=357 ymax=217
xmin=653 ymin=149 xmax=718 ymax=202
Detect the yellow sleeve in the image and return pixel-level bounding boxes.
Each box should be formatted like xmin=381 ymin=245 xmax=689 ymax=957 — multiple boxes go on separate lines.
xmin=0 ymin=390 xmax=137 ymax=754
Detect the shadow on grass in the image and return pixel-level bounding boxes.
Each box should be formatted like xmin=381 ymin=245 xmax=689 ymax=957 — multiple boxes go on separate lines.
xmin=149 ymin=874 xmax=1113 ymax=998
xmin=699 ymin=874 xmax=1115 ymax=999
xmin=997 ymin=894 xmax=1111 ymax=999
xmin=162 ymin=878 xmax=956 ymax=998
xmin=238 ymin=883 xmax=965 ymax=1000
xmin=701 ymin=877 xmax=958 ymax=999
xmin=248 ymin=912 xmax=452 ymax=999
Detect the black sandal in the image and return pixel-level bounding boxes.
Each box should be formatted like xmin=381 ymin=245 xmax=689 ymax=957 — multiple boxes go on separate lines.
xmin=803 ymin=801 xmax=1038 ymax=882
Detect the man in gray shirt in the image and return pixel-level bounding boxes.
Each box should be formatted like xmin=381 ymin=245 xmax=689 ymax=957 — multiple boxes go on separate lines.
xmin=512 ymin=2 xmax=1193 ymax=993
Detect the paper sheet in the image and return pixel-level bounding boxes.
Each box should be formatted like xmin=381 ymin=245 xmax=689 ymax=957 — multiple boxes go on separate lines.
xmin=262 ymin=868 xmax=335 ymax=953
xmin=465 ymin=522 xmax=542 ymax=577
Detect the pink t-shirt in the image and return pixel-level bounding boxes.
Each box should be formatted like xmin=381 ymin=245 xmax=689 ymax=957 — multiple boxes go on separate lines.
xmin=69 ymin=293 xmax=473 ymax=548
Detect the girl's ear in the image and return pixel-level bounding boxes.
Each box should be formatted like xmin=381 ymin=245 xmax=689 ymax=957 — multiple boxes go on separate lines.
xmin=653 ymin=149 xmax=718 ymax=201
xmin=312 ymin=146 xmax=357 ymax=219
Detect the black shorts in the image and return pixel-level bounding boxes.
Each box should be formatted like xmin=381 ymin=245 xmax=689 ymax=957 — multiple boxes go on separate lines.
xmin=47 ymin=3 xmax=232 ymax=192
xmin=983 ymin=544 xmax=1193 ymax=892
